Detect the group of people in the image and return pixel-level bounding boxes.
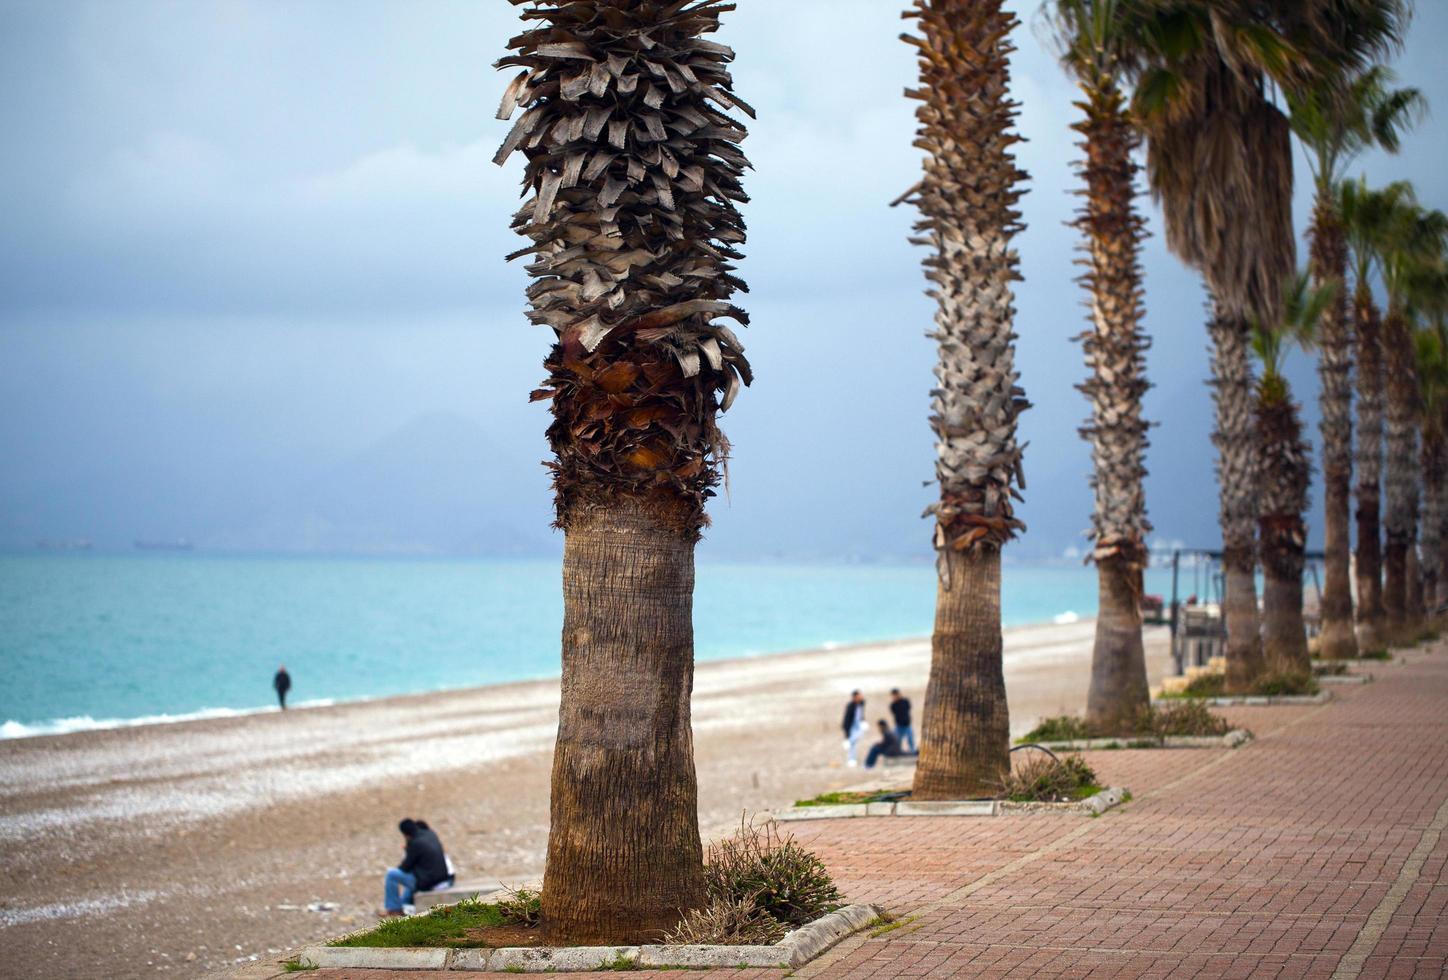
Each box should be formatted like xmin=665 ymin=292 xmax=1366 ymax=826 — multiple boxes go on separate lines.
xmin=841 ymin=688 xmax=919 ymax=768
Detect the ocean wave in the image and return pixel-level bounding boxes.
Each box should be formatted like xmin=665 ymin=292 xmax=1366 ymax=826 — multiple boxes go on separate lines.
xmin=0 ymin=700 xmax=336 ymax=741
xmin=1053 ymin=611 xmax=1081 ymax=625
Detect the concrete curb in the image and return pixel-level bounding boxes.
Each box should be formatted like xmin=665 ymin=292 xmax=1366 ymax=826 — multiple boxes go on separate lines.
xmin=773 ymin=787 xmax=1130 ymax=822
xmin=1032 ymin=730 xmax=1253 ymax=751
xmin=1159 ymin=691 xmax=1332 ymax=706
xmin=300 ymin=903 xmax=884 ymax=972
xmin=1316 ymin=673 xmax=1372 ymax=685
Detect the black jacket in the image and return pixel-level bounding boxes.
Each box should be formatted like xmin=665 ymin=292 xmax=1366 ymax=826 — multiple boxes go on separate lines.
xmin=890 ymin=697 xmax=911 ymax=728
xmin=841 ymin=700 xmax=865 ymax=738
xmin=398 ymin=828 xmax=449 ymax=891
xmin=274 ymin=670 xmax=291 ymax=694
xmin=875 ymin=729 xmax=902 ymax=756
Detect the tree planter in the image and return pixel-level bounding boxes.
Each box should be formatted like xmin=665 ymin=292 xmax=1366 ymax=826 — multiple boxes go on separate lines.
xmin=297 ymin=903 xmax=884 ymax=972
xmin=773 ymin=786 xmax=1130 ymax=822
xmin=1032 ymin=731 xmax=1254 ymax=750
xmin=1152 ymin=693 xmax=1331 ymax=707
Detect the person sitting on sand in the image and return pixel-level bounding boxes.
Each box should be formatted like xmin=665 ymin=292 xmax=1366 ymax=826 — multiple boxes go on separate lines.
xmin=273 ymin=665 xmax=291 ymax=711
xmin=382 ymin=818 xmax=453 ymax=916
xmin=842 ymin=690 xmax=866 ymax=767
xmin=889 ymin=687 xmax=915 ymax=752
xmin=865 ymin=718 xmax=916 ymax=769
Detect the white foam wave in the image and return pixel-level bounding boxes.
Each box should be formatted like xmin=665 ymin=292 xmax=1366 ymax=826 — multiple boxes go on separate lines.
xmin=1053 ymin=610 xmax=1081 ymax=625
xmin=0 ymin=699 xmax=336 ymax=741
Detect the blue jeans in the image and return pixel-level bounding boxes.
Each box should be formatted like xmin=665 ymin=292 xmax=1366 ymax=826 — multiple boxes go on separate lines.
xmin=384 ymin=867 xmax=417 ymax=912
xmin=896 ymin=725 xmax=916 ymax=752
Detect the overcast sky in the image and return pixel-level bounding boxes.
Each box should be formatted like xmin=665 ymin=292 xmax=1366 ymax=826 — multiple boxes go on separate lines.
xmin=1 ymin=1 xmax=1446 ymax=560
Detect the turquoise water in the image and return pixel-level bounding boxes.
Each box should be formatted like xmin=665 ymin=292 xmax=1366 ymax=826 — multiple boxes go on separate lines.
xmin=0 ymin=554 xmax=1176 ymax=737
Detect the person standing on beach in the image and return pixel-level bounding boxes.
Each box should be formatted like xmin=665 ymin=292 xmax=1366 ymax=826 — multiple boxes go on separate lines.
xmin=890 ymin=688 xmax=915 ymax=752
xmin=273 ymin=666 xmax=291 ymax=711
xmin=841 ymin=691 xmax=866 ymax=767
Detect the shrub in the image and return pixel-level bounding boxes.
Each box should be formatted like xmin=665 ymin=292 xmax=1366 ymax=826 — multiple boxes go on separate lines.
xmin=1000 ymin=753 xmax=1100 ymax=802
xmin=1251 ymin=671 xmax=1319 ymax=697
xmin=1017 ymin=715 xmax=1092 ymax=743
xmin=664 ymin=894 xmax=787 ymax=946
xmin=1179 ymin=673 xmax=1226 ymax=697
xmin=703 ymin=817 xmax=842 ymax=928
xmin=1137 ymin=700 xmax=1230 ymax=738
xmin=495 ymin=886 xmax=541 ymax=928
xmin=1312 ymin=661 xmax=1348 ymax=676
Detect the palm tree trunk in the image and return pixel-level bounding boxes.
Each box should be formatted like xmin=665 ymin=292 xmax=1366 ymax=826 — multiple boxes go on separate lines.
xmin=904 ymin=0 xmax=1026 ymax=801
xmin=1354 ymin=283 xmax=1387 ymax=652
xmin=1086 ymin=555 xmax=1150 ymax=734
xmin=1383 ymin=307 xmax=1418 ymax=641
xmin=913 ymin=548 xmax=1010 ymax=799
xmin=1256 ymin=392 xmax=1311 ymax=678
xmin=1309 ymin=193 xmax=1357 ymax=658
xmin=542 ymin=497 xmax=705 ymax=944
xmin=1209 ymin=307 xmax=1264 ymax=690
xmin=1072 ymin=75 xmax=1151 ymax=735
xmin=1419 ymin=426 xmax=1444 ymax=618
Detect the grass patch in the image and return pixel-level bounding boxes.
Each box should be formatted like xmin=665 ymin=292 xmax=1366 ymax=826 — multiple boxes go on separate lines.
xmin=1158 ymin=670 xmax=1318 ymax=699
xmin=328 ymin=888 xmax=543 ymax=950
xmin=1001 ymin=753 xmax=1101 ymax=803
xmin=1312 ymin=661 xmax=1349 ymax=676
xmin=792 ymin=790 xmax=893 ymax=808
xmin=1016 ymin=715 xmax=1091 ymax=744
xmin=868 ymin=913 xmax=916 ymax=938
xmin=1250 ymin=671 xmax=1319 ymax=696
xmin=282 ymin=959 xmax=318 ymax=972
xmin=1140 ymin=700 xmax=1231 ymax=737
xmin=601 ymin=949 xmax=640 ymax=971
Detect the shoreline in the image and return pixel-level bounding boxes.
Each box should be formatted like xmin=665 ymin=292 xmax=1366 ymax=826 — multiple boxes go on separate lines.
xmin=1 ymin=618 xmax=1173 ymax=979
xmin=0 ymin=617 xmax=1097 ymax=743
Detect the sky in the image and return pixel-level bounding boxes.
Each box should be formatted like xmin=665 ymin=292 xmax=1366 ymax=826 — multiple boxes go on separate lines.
xmin=1 ymin=0 xmax=1446 ymax=561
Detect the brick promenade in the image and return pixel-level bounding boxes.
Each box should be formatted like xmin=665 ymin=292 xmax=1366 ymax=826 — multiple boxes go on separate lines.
xmin=288 ymin=644 xmax=1448 ymax=980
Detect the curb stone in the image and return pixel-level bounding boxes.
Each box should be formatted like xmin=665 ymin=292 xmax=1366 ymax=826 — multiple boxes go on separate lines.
xmin=1032 ymin=730 xmax=1253 ymax=751
xmin=1151 ymin=691 xmax=1332 ymax=707
xmin=774 ymin=787 xmax=1130 ymax=821
xmin=1317 ymin=673 xmax=1371 ymax=685
xmin=301 ymin=903 xmax=883 ymax=972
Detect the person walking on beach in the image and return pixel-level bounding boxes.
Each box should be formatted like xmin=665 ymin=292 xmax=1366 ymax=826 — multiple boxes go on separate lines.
xmin=382 ymin=818 xmax=453 ymax=916
xmin=841 ymin=690 xmax=866 ymax=767
xmin=890 ymin=687 xmax=915 ymax=752
xmin=273 ymin=665 xmax=291 ymax=711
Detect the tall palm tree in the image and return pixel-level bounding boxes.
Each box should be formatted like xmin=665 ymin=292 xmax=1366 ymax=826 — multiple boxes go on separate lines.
xmin=494 ymin=0 xmax=753 ymax=943
xmin=1380 ymin=204 xmax=1447 ymax=641
xmin=1251 ymin=272 xmax=1331 ymax=678
xmin=901 ymin=0 xmax=1029 ymax=799
xmin=1128 ymin=3 xmax=1304 ymax=692
xmin=1414 ymin=323 xmax=1448 ymax=612
xmin=1045 ymin=0 xmax=1152 ymax=735
xmin=1341 ymin=178 xmax=1413 ymax=652
xmin=1289 ymin=48 xmax=1421 ymax=659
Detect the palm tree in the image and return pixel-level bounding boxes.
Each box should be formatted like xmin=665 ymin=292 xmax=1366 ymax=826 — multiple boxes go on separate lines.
xmin=1044 ymin=0 xmax=1152 ymax=735
xmin=1127 ymin=3 xmax=1304 ymax=692
xmin=900 ymin=0 xmax=1029 ymax=799
xmin=1380 ymin=204 xmax=1448 ymax=641
xmin=1251 ymin=272 xmax=1331 ymax=678
xmin=1414 ymin=323 xmax=1448 ymax=612
xmin=1289 ymin=49 xmax=1422 ymax=659
xmin=494 ymin=0 xmax=753 ymax=943
xmin=1341 ymin=178 xmax=1413 ymax=652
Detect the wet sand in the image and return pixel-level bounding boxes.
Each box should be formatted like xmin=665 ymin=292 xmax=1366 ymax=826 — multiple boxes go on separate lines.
xmin=0 ymin=619 xmax=1170 ymax=978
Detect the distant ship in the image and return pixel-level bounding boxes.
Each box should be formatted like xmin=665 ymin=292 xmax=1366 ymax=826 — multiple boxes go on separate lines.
xmin=133 ymin=539 xmax=194 ymax=551
xmin=35 ymin=538 xmax=93 ymax=551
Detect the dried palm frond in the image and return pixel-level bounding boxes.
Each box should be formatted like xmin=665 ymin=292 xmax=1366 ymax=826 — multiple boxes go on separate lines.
xmin=495 ymin=0 xmax=753 ymax=537
xmin=901 ymin=0 xmax=1031 ymax=569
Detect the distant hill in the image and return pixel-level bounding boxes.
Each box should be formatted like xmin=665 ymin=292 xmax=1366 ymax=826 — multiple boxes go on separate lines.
xmin=202 ymin=413 xmax=558 ymax=556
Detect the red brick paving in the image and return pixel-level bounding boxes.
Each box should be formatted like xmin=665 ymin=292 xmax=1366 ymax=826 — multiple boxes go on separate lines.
xmin=302 ymin=647 xmax=1448 ymax=979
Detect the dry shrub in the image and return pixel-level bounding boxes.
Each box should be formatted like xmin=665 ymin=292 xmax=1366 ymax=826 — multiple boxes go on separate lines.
xmin=1018 ymin=715 xmax=1092 ymax=743
xmin=1001 ymin=753 xmax=1100 ymax=802
xmin=1250 ymin=670 xmax=1319 ymax=696
xmin=1139 ymin=700 xmax=1230 ymax=737
xmin=494 ymin=886 xmax=541 ymax=928
xmin=664 ymin=894 xmax=787 ymax=946
xmin=703 ymin=817 xmax=842 ymax=929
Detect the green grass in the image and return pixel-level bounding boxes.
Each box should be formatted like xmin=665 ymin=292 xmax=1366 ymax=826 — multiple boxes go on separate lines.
xmin=868 ymin=913 xmax=916 ymax=938
xmin=601 ymin=949 xmax=640 ymax=970
xmin=1157 ymin=670 xmax=1318 ymax=699
xmin=328 ymin=896 xmax=508 ymax=949
xmin=793 ymin=790 xmax=893 ymax=807
xmin=282 ymin=959 xmax=318 ymax=972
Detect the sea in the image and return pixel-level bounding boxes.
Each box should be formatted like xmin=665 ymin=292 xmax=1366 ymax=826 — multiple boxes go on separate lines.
xmin=0 ymin=554 xmax=1179 ymax=739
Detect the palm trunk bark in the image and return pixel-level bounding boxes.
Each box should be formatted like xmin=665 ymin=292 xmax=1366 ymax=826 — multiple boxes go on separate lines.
xmin=1072 ymin=74 xmax=1151 ymax=735
xmin=1210 ymin=307 xmax=1265 ymax=690
xmin=1256 ymin=391 xmax=1311 ymax=678
xmin=1309 ymin=193 xmax=1357 ymax=658
xmin=542 ymin=498 xmax=704 ymax=943
xmin=914 ymin=549 xmax=1010 ymax=799
xmin=1354 ymin=284 xmax=1387 ymax=652
xmin=904 ymin=0 xmax=1027 ymax=802
xmin=1086 ymin=556 xmax=1150 ymax=734
xmin=1419 ymin=426 xmax=1444 ymax=619
xmin=1383 ymin=307 xmax=1418 ymax=641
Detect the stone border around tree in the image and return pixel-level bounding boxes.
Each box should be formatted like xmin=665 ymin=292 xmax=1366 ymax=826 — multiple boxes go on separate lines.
xmin=1152 ymin=692 xmax=1332 ymax=707
xmin=772 ymin=785 xmax=1130 ymax=822
xmin=1316 ymin=673 xmax=1372 ymax=686
xmin=1033 ymin=729 xmax=1254 ymax=751
xmin=295 ymin=903 xmax=884 ymax=972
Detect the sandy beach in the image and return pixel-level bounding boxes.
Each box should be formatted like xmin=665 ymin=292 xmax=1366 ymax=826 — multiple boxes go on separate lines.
xmin=0 ymin=619 xmax=1170 ymax=979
